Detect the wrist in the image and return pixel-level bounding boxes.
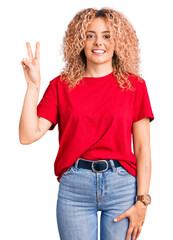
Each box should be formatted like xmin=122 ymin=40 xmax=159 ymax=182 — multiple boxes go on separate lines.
xmin=136 ymin=194 xmax=151 ymax=206
xmin=27 ymin=82 xmax=40 ymax=91
xmin=135 ymin=200 xmax=147 ymax=208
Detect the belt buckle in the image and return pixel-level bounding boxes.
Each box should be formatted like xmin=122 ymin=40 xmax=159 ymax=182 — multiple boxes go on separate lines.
xmin=91 ymin=160 xmax=108 ymax=173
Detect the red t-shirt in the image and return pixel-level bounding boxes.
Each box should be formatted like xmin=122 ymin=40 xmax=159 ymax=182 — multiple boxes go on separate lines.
xmin=37 ymin=71 xmax=154 ymax=182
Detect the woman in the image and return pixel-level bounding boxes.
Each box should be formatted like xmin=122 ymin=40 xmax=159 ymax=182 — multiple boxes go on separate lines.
xmin=19 ymin=8 xmax=154 ymax=240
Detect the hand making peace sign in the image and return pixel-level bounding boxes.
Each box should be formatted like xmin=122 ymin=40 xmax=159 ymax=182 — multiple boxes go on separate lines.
xmin=21 ymin=42 xmax=41 ymax=86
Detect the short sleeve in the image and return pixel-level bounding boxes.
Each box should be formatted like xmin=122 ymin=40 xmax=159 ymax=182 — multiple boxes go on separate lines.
xmin=133 ymin=80 xmax=154 ymax=123
xmin=37 ymin=80 xmax=59 ymax=130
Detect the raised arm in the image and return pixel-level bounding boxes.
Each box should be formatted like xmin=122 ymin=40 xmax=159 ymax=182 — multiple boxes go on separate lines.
xmin=19 ymin=42 xmax=53 ymax=144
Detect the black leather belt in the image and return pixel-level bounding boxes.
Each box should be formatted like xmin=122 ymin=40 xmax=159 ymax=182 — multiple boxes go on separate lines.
xmin=74 ymin=158 xmax=122 ymax=173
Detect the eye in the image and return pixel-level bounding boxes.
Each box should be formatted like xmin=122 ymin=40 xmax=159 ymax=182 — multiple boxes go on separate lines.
xmin=104 ymin=35 xmax=111 ymax=39
xmin=86 ymin=35 xmax=94 ymax=39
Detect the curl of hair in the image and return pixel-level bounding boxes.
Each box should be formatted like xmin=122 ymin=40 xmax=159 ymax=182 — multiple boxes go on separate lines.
xmin=60 ymin=8 xmax=143 ymax=91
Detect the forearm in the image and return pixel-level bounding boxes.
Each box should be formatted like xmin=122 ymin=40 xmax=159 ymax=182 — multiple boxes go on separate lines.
xmin=136 ymin=148 xmax=151 ymax=195
xmin=19 ymin=83 xmax=40 ymax=144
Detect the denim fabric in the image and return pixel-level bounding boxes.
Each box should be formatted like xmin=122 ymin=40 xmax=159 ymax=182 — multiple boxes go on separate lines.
xmin=56 ymin=159 xmax=137 ymax=240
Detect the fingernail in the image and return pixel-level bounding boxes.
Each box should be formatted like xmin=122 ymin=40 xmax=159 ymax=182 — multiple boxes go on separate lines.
xmin=24 ymin=58 xmax=27 ymax=62
xmin=114 ymin=218 xmax=117 ymax=222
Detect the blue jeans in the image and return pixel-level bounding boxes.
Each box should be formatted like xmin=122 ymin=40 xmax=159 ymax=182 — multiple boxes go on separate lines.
xmin=56 ymin=159 xmax=137 ymax=240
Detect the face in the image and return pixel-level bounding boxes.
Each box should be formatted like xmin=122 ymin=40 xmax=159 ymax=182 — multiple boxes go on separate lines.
xmin=83 ymin=17 xmax=114 ymax=67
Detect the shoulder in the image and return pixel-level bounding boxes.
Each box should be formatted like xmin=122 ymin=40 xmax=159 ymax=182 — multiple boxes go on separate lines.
xmin=49 ymin=74 xmax=68 ymax=88
xmin=126 ymin=72 xmax=146 ymax=90
xmin=127 ymin=72 xmax=145 ymax=84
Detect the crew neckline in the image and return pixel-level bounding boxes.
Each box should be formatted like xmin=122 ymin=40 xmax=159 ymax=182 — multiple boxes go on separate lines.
xmin=83 ymin=71 xmax=114 ymax=80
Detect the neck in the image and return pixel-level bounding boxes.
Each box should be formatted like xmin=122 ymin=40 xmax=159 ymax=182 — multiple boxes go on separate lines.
xmin=84 ymin=62 xmax=113 ymax=78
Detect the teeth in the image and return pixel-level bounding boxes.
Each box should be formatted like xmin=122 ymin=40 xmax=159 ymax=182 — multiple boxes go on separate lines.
xmin=92 ymin=50 xmax=105 ymax=53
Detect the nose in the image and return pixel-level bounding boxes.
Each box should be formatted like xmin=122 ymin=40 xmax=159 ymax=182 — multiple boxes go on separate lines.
xmin=94 ymin=36 xmax=103 ymax=47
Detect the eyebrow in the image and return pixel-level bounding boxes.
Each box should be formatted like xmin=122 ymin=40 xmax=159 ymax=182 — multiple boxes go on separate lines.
xmin=85 ymin=31 xmax=110 ymax=33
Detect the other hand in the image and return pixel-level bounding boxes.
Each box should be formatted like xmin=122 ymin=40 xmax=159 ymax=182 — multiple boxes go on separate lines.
xmin=114 ymin=201 xmax=147 ymax=240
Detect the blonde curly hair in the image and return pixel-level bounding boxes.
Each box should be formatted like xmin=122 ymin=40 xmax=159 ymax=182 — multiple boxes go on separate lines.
xmin=60 ymin=7 xmax=142 ymax=91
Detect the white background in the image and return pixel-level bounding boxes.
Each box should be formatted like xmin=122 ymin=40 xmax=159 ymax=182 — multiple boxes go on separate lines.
xmin=1 ymin=0 xmax=172 ymax=239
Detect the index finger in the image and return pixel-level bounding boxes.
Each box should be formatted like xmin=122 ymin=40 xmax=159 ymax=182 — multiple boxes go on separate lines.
xmin=26 ymin=42 xmax=33 ymax=60
xmin=35 ymin=42 xmax=40 ymax=60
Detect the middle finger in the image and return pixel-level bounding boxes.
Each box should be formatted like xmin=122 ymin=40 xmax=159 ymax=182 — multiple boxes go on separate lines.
xmin=132 ymin=227 xmax=138 ymax=240
xmin=35 ymin=42 xmax=40 ymax=60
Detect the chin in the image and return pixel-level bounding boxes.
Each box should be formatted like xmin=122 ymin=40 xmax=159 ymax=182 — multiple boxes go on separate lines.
xmin=91 ymin=59 xmax=110 ymax=64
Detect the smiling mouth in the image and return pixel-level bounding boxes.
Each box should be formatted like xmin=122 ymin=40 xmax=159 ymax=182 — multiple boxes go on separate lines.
xmin=92 ymin=50 xmax=106 ymax=55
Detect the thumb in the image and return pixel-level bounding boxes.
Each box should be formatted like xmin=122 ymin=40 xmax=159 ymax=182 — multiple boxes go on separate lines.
xmin=114 ymin=211 xmax=128 ymax=222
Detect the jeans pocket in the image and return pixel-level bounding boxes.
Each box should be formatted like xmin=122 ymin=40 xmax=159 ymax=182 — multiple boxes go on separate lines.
xmin=116 ymin=166 xmax=130 ymax=176
xmin=62 ymin=166 xmax=75 ymax=176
